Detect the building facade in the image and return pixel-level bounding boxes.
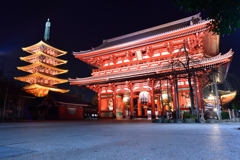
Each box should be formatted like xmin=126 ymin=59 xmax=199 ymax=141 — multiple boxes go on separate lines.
xmin=69 ymin=13 xmax=233 ymax=119
xmin=38 ymin=91 xmax=95 ymax=120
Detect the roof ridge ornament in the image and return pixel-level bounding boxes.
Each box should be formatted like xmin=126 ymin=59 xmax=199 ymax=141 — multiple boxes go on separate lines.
xmin=190 ymin=13 xmax=202 ymax=26
xmin=102 ymin=39 xmax=108 ymax=43
xmin=44 ymin=18 xmax=51 ymax=42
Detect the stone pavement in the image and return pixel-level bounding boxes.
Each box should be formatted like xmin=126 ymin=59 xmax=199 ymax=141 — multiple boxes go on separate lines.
xmin=0 ymin=120 xmax=240 ymax=160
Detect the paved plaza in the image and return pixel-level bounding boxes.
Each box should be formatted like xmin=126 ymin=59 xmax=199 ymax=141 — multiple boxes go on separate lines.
xmin=0 ymin=120 xmax=240 ymax=160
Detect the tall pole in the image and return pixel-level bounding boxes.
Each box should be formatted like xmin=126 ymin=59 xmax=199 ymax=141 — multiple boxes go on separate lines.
xmin=2 ymin=82 xmax=9 ymax=122
xmin=174 ymin=77 xmax=180 ymax=119
xmin=213 ymin=72 xmax=221 ymax=120
xmin=160 ymin=80 xmax=164 ymax=119
xmin=98 ymin=90 xmax=101 ymax=119
xmin=151 ymin=79 xmax=156 ymax=119
xmin=183 ymin=41 xmax=194 ymax=114
xmin=166 ymin=79 xmax=170 ymax=110
xmin=193 ymin=71 xmax=199 ymax=119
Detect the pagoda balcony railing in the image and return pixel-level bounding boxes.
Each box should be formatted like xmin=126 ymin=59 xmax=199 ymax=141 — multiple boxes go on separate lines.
xmin=24 ymin=67 xmax=61 ymax=75
xmin=27 ymin=59 xmax=59 ymax=66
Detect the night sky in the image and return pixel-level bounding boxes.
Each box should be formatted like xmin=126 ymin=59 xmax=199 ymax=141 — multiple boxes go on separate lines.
xmin=1 ymin=0 xmax=240 ymax=102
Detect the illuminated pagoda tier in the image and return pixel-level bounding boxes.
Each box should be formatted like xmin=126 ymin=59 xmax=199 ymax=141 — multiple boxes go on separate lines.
xmin=69 ymin=13 xmax=234 ymax=119
xmin=15 ymin=19 xmax=69 ymax=97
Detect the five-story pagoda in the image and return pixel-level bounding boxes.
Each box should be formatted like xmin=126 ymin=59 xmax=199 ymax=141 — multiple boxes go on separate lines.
xmin=15 ymin=19 xmax=69 ymax=97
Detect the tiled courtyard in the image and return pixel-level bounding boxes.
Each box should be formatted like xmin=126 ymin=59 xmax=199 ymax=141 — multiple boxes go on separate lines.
xmin=0 ymin=120 xmax=240 ymax=160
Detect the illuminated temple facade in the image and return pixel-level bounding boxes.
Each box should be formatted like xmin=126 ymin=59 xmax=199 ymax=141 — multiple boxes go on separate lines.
xmin=69 ymin=13 xmax=233 ymax=119
xmin=15 ymin=19 xmax=69 ymax=97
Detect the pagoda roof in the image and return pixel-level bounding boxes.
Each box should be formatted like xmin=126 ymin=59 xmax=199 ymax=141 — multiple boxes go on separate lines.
xmin=14 ymin=72 xmax=68 ymax=84
xmin=203 ymin=90 xmax=237 ymax=106
xmin=219 ymin=90 xmax=237 ymax=106
xmin=73 ymin=13 xmax=207 ymax=57
xmin=22 ymin=40 xmax=67 ymax=57
xmin=20 ymin=52 xmax=67 ymax=66
xmin=17 ymin=62 xmax=68 ymax=75
xmin=23 ymin=84 xmax=69 ymax=97
xmin=69 ymin=49 xmax=234 ymax=86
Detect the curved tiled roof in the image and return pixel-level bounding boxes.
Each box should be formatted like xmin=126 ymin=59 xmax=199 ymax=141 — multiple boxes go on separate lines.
xmin=23 ymin=84 xmax=69 ymax=93
xmin=14 ymin=72 xmax=68 ymax=84
xmin=47 ymin=91 xmax=88 ymax=105
xmin=22 ymin=41 xmax=67 ymax=56
xmin=75 ymin=13 xmax=205 ymax=54
xmin=20 ymin=52 xmax=67 ymax=66
xmin=17 ymin=62 xmax=68 ymax=75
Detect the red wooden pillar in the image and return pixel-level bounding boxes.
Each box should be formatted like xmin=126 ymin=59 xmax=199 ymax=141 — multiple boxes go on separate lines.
xmin=113 ymin=84 xmax=116 ymax=118
xmin=157 ymin=95 xmax=161 ymax=117
xmin=137 ymin=97 xmax=141 ymax=117
xmin=151 ymin=80 xmax=156 ymax=119
xmin=130 ymin=82 xmax=134 ymax=119
xmin=172 ymin=80 xmax=177 ymax=111
xmin=159 ymin=80 xmax=165 ymax=118
xmin=144 ymin=108 xmax=148 ymax=116
xmin=122 ymin=99 xmax=125 ymax=118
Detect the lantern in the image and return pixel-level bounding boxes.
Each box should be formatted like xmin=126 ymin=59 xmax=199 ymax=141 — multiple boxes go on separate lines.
xmin=108 ymin=99 xmax=113 ymax=111
xmin=139 ymin=91 xmax=151 ymax=106
xmin=123 ymin=94 xmax=130 ymax=105
xmin=161 ymin=93 xmax=169 ymax=104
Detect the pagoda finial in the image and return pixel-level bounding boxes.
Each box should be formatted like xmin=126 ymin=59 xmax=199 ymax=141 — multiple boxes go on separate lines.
xmin=44 ymin=18 xmax=51 ymax=42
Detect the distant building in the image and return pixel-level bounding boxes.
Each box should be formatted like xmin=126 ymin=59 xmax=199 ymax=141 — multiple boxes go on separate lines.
xmin=0 ymin=75 xmax=40 ymax=121
xmin=38 ymin=91 xmax=97 ymax=120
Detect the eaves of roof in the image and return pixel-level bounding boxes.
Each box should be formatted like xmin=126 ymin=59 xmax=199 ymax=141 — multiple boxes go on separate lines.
xmin=73 ymin=13 xmax=207 ymax=57
xmin=69 ymin=50 xmax=234 ymax=86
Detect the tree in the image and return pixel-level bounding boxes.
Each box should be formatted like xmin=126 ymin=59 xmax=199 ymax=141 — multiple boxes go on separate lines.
xmin=168 ymin=40 xmax=201 ymax=115
xmin=174 ymin=0 xmax=240 ymax=35
xmin=177 ymin=43 xmax=195 ymax=114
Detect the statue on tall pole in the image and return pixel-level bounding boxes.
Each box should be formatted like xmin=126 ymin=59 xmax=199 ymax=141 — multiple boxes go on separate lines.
xmin=44 ymin=18 xmax=50 ymax=42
